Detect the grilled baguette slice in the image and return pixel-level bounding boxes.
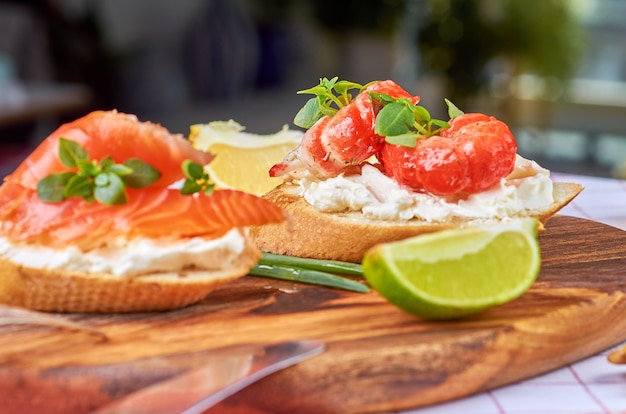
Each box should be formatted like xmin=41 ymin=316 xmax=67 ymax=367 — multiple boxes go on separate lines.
xmin=0 ymin=237 xmax=260 ymax=313
xmin=250 ymin=182 xmax=583 ymax=263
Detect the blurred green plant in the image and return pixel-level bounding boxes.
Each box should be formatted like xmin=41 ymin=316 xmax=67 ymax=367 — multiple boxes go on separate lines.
xmin=417 ymin=0 xmax=585 ymax=106
xmin=306 ymin=0 xmax=404 ymax=37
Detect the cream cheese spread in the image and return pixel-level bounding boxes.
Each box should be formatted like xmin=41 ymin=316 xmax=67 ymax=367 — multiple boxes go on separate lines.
xmin=295 ymin=155 xmax=554 ymax=222
xmin=0 ymin=228 xmax=248 ymax=277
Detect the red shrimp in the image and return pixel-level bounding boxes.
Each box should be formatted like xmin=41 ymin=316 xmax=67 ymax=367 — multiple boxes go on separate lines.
xmin=270 ymin=80 xmax=420 ymax=178
xmin=380 ymin=113 xmax=517 ymax=195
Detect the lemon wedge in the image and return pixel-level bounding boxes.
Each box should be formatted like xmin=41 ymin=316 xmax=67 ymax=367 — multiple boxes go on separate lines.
xmin=189 ymin=120 xmax=302 ymax=195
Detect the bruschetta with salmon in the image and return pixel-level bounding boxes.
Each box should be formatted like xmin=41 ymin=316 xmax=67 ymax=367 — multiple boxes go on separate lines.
xmin=0 ymin=110 xmax=286 ymax=313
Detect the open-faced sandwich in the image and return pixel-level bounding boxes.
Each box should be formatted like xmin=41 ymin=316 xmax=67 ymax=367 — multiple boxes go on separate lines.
xmin=0 ymin=110 xmax=286 ymax=313
xmin=251 ymin=78 xmax=583 ymax=263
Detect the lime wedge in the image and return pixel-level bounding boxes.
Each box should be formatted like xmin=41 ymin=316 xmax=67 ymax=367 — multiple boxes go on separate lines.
xmin=362 ymin=218 xmax=541 ymax=319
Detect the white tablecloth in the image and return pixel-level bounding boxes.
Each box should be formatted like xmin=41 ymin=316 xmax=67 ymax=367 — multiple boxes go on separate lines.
xmin=399 ymin=173 xmax=626 ymax=414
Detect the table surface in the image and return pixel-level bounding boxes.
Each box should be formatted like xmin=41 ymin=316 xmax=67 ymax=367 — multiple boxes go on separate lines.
xmin=398 ymin=172 xmax=626 ymax=414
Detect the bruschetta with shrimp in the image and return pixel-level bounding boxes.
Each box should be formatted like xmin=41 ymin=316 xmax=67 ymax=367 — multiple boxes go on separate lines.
xmin=251 ymin=78 xmax=582 ymax=263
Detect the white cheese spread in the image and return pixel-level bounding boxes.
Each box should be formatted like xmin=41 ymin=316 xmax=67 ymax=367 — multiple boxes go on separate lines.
xmin=296 ymin=155 xmax=554 ymax=222
xmin=0 ymin=228 xmax=248 ymax=277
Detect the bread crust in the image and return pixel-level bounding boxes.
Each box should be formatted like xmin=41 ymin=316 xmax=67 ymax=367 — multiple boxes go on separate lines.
xmin=250 ymin=182 xmax=583 ymax=263
xmin=0 ymin=238 xmax=261 ymax=313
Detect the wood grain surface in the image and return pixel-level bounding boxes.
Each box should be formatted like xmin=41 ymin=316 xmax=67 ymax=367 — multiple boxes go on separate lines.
xmin=0 ymin=215 xmax=625 ymax=414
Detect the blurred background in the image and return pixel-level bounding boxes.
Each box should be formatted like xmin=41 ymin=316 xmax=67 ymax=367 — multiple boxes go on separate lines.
xmin=1 ymin=0 xmax=625 ymax=179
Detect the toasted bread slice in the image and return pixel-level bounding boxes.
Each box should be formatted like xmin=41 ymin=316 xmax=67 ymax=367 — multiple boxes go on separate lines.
xmin=250 ymin=182 xmax=583 ymax=263
xmin=0 ymin=237 xmax=261 ymax=313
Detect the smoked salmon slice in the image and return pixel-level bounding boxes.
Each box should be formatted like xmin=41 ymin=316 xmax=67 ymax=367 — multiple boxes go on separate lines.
xmin=0 ymin=110 xmax=286 ymax=248
xmin=4 ymin=110 xmax=215 ymax=189
xmin=0 ymin=182 xmax=286 ymax=248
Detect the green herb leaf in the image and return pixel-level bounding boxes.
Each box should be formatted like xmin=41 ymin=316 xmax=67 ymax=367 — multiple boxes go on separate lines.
xmin=294 ymin=97 xmax=324 ymax=129
xmin=64 ymin=174 xmax=95 ymax=200
xmin=76 ymin=159 xmax=98 ymax=177
xmin=180 ymin=160 xmax=214 ymax=195
xmin=123 ymin=158 xmax=161 ymax=189
xmin=100 ymin=156 xmax=115 ymax=171
xmin=94 ymin=173 xmax=127 ymax=205
xmin=334 ymin=80 xmax=362 ymax=96
xmin=374 ymin=102 xmax=414 ymax=137
xmin=182 ymin=159 xmax=205 ymax=180
xmin=58 ymin=138 xmax=89 ymax=168
xmin=203 ymin=182 xmax=215 ymax=195
xmin=37 ymin=138 xmax=162 ymax=205
xmin=94 ymin=173 xmax=109 ymax=187
xmin=180 ymin=179 xmax=202 ymax=195
xmin=107 ymin=164 xmax=133 ymax=176
xmin=372 ymin=94 xmax=452 ymax=147
xmin=412 ymin=105 xmax=432 ymax=124
xmin=445 ymin=98 xmax=464 ymax=119
xmin=37 ymin=172 xmax=75 ymax=202
xmin=384 ymin=133 xmax=420 ymax=148
xmin=368 ymin=91 xmax=396 ymax=105
xmin=293 ymin=77 xmax=363 ymax=129
xmin=431 ymin=119 xmax=450 ymax=129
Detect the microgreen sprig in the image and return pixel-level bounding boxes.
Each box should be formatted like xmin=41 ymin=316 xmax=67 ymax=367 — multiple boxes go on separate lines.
xmin=293 ymin=76 xmax=364 ymax=129
xmin=372 ymin=95 xmax=465 ymax=148
xmin=37 ymin=138 xmax=161 ymax=205
xmin=180 ymin=160 xmax=215 ymax=195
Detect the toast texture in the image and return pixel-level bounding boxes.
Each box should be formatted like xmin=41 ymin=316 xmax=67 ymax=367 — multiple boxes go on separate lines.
xmin=250 ymin=182 xmax=583 ymax=263
xmin=0 ymin=238 xmax=261 ymax=313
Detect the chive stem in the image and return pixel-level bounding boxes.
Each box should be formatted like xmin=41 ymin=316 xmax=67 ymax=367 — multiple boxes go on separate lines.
xmin=249 ymin=264 xmax=369 ymax=293
xmin=259 ymin=253 xmax=363 ymax=276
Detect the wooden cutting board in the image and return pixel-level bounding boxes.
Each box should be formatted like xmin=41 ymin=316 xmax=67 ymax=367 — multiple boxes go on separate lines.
xmin=0 ymin=215 xmax=625 ymax=414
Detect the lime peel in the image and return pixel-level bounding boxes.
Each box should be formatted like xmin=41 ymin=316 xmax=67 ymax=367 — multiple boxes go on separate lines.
xmin=362 ymin=218 xmax=541 ymax=320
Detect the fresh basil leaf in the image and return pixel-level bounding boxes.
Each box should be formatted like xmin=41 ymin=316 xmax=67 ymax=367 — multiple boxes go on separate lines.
xmin=294 ymin=97 xmax=324 ymax=129
xmin=37 ymin=172 xmax=75 ymax=202
xmin=108 ymin=163 xmax=133 ymax=176
xmin=445 ymin=98 xmax=464 ymax=119
xmin=320 ymin=76 xmax=338 ymax=90
xmin=76 ymin=159 xmax=97 ymax=176
xmin=100 ymin=155 xmax=115 ymax=170
xmin=412 ymin=105 xmax=432 ymax=124
xmin=317 ymin=95 xmax=338 ymax=117
xmin=122 ymin=158 xmax=161 ymax=189
xmin=334 ymin=80 xmax=363 ymax=104
xmin=94 ymin=173 xmax=127 ymax=205
xmin=431 ymin=119 xmax=450 ymax=130
xmin=180 ymin=179 xmax=201 ymax=195
xmin=64 ymin=174 xmax=95 ymax=200
xmin=368 ymin=92 xmax=396 ymax=105
xmin=182 ymin=159 xmax=205 ymax=180
xmin=297 ymin=77 xmax=333 ymax=96
xmin=94 ymin=172 xmax=109 ymax=187
xmin=384 ymin=133 xmax=419 ymax=148
xmin=375 ymin=102 xmax=414 ymax=137
xmin=203 ymin=183 xmax=215 ymax=195
xmin=334 ymin=80 xmax=362 ymax=94
xmin=58 ymin=138 xmax=89 ymax=167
